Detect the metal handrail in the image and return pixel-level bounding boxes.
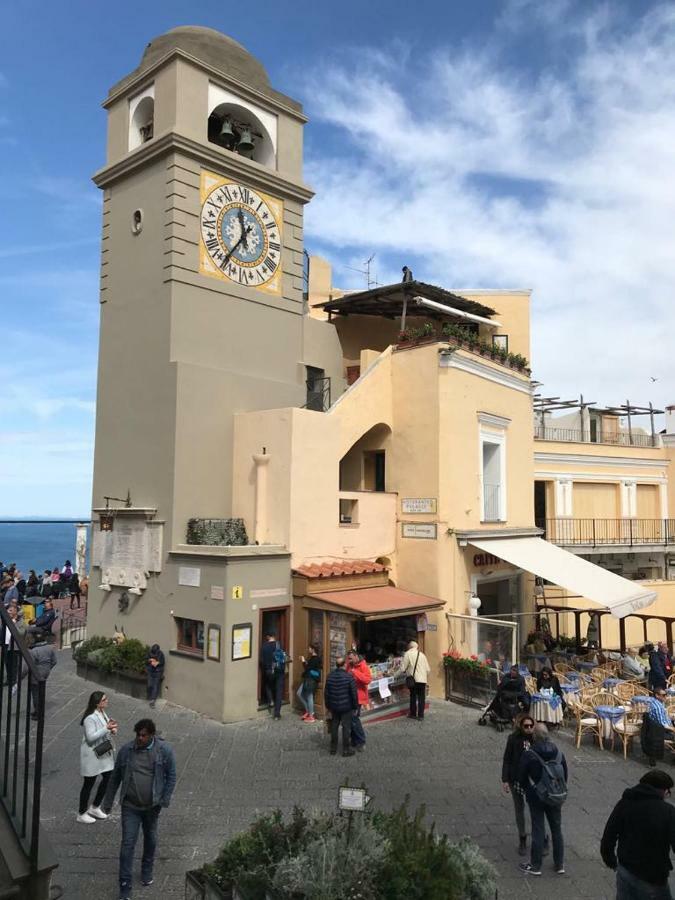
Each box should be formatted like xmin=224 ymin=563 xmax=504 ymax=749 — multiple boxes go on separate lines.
xmin=538 ymin=517 xmax=675 ymax=547
xmin=533 ymin=425 xmax=656 ymax=448
xmin=0 ymin=606 xmax=46 ymax=870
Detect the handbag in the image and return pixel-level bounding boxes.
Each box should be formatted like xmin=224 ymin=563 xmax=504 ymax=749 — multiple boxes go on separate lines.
xmin=405 ymin=651 xmax=420 ymax=690
xmin=94 ymin=738 xmax=113 ymax=757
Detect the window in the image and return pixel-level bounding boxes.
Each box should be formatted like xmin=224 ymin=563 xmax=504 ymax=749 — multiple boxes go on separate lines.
xmin=175 ymin=617 xmax=204 ymax=655
xmin=492 ymin=334 xmax=508 ymax=352
xmin=306 ymin=366 xmax=330 ymax=411
xmin=478 ymin=414 xmax=509 ymax=523
xmin=339 ymin=497 xmax=359 ymax=525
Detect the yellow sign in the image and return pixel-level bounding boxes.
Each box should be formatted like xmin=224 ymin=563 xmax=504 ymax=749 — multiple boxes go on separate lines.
xmin=231 ymin=585 xmax=244 ymax=600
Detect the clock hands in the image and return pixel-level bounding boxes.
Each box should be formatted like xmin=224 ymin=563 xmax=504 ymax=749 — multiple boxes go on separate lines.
xmin=223 ymin=211 xmax=252 ymax=265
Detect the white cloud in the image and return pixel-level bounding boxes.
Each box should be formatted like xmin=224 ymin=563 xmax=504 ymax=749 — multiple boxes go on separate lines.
xmin=303 ymin=3 xmax=675 ymax=411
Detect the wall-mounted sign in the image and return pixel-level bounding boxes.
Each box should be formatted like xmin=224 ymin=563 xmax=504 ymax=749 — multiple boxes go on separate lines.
xmin=210 ymin=585 xmax=225 ymax=601
xmin=207 ymin=624 xmax=221 ymax=661
xmin=402 ymin=523 xmax=437 ymax=540
xmin=472 ymin=553 xmax=504 ymax=568
xmin=250 ymin=588 xmax=288 ymax=599
xmin=232 ymin=623 xmax=252 ymax=660
xmin=231 ymin=585 xmax=244 ymax=600
xmin=179 ymin=566 xmax=201 ymax=587
xmin=401 ymin=498 xmax=437 ymax=514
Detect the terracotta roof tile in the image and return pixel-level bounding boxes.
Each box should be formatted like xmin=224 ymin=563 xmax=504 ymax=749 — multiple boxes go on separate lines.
xmin=292 ymin=559 xmax=387 ymax=579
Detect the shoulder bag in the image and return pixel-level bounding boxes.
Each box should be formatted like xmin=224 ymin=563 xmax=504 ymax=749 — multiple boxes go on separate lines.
xmin=89 ymin=711 xmax=114 ymax=758
xmin=406 ymin=652 xmax=420 ymax=690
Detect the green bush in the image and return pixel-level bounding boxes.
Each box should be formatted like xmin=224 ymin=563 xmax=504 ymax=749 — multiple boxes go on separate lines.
xmin=73 ymin=635 xmax=114 ymax=664
xmin=98 ymin=638 xmax=149 ymax=675
xmin=202 ymin=802 xmax=496 ymax=900
xmin=74 ymin=635 xmax=148 ymax=675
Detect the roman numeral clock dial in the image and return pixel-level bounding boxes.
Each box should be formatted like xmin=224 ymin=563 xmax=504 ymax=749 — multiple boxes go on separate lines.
xmin=199 ymin=173 xmax=283 ymax=295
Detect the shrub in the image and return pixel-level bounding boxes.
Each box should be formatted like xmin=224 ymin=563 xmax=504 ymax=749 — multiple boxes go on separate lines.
xmin=98 ymin=638 xmax=149 ymax=675
xmin=73 ymin=635 xmax=114 ymax=664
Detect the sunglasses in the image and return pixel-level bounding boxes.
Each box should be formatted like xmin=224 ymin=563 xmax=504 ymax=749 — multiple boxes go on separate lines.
xmin=522 ymin=723 xmax=535 ymax=729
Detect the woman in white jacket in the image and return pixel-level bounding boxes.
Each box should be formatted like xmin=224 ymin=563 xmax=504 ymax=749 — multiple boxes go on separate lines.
xmin=77 ymin=691 xmax=117 ymax=824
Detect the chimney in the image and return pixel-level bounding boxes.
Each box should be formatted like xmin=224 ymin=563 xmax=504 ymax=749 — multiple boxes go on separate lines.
xmin=666 ymin=405 xmax=675 ymax=436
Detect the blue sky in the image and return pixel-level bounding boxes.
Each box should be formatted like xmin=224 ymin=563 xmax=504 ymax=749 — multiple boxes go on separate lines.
xmin=0 ymin=0 xmax=673 ymax=516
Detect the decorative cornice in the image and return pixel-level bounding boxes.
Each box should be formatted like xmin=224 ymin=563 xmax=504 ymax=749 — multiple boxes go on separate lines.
xmin=534 ymin=452 xmax=668 ymax=470
xmin=105 ymin=47 xmax=307 ymax=122
xmin=92 ymin=130 xmax=315 ymax=204
xmin=478 ymin=412 xmax=511 ymax=430
xmin=439 ymin=350 xmax=532 ymax=395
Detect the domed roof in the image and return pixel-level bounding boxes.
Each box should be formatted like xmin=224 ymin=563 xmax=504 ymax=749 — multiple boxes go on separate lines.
xmin=140 ymin=26 xmax=270 ymax=91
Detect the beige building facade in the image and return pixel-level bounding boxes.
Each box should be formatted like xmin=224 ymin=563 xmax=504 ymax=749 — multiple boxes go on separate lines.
xmin=88 ymin=26 xmax=675 ymax=722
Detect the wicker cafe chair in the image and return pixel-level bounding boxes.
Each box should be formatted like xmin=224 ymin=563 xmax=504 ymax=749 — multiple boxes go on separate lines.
xmin=525 ymin=675 xmax=537 ymax=695
xmin=574 ymin=700 xmax=603 ymax=749
xmin=590 ymin=667 xmax=609 ymax=683
xmin=667 ymin=673 xmax=675 ymax=688
xmin=589 ymin=691 xmax=620 ymax=709
xmin=615 ymin=681 xmax=643 ymax=703
xmin=611 ymin=710 xmax=643 ymax=759
xmin=554 ymin=663 xmax=575 ymax=676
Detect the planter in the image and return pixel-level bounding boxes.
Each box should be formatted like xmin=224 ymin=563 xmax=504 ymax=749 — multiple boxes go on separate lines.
xmin=445 ymin=665 xmax=499 ymax=708
xmin=76 ymin=660 xmax=147 ymax=699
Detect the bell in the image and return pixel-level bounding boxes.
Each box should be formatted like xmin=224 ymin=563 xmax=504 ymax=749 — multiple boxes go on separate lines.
xmin=236 ymin=126 xmax=255 ymax=156
xmin=219 ymin=116 xmax=236 ymax=149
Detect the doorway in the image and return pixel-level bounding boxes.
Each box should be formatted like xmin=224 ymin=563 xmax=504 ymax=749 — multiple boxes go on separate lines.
xmin=258 ymin=607 xmax=290 ymax=706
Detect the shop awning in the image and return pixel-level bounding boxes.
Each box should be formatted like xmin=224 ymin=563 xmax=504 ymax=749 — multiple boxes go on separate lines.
xmin=308 ymin=586 xmax=445 ymax=620
xmin=469 ymin=536 xmax=656 ymax=619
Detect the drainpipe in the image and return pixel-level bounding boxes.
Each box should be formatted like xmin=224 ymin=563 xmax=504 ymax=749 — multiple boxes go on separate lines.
xmin=253 ymin=449 xmax=271 ymax=544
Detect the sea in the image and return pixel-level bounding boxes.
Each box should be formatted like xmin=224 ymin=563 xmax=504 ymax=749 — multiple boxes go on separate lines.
xmin=0 ymin=521 xmax=91 ymax=576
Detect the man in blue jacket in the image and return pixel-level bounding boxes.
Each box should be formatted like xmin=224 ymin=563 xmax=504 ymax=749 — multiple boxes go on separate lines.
xmin=324 ymin=657 xmax=358 ymax=757
xmin=103 ymin=718 xmax=177 ymax=900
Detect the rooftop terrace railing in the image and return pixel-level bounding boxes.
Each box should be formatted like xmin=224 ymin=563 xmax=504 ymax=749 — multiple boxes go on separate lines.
xmin=538 ymin=517 xmax=675 ymax=547
xmin=534 ymin=425 xmax=657 ymax=448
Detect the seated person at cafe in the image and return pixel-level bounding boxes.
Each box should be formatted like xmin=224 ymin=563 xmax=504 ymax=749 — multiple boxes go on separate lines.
xmin=536 ymin=667 xmax=566 ymax=710
xmin=27 ymin=598 xmax=56 ymax=635
xmin=622 ymin=647 xmax=647 ymax=681
xmin=641 ymin=688 xmax=675 ymax=767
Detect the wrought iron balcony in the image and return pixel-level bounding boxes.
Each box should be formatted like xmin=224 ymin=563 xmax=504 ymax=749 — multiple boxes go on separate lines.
xmin=304 ymin=376 xmax=331 ymax=412
xmin=534 ymin=425 xmax=657 ymax=448
xmin=537 ymin=517 xmax=675 ymax=547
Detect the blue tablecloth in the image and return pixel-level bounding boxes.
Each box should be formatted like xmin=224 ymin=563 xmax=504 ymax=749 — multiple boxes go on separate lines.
xmin=667 ymin=688 xmax=675 ymax=697
xmin=595 ymin=705 xmax=624 ymax=721
xmin=560 ymin=684 xmax=580 ymax=694
xmin=577 ymin=661 xmax=597 ymax=670
xmin=631 ymin=696 xmax=651 ymax=705
xmin=603 ymin=678 xmax=624 ymax=689
xmin=531 ymin=692 xmax=562 ymax=710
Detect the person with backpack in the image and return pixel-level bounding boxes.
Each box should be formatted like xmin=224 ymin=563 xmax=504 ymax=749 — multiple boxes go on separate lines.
xmin=517 ymin=723 xmax=567 ymax=876
xmin=260 ymin=632 xmax=286 ymax=719
xmin=601 ymin=769 xmax=675 ymax=899
xmin=297 ymin=643 xmax=322 ymax=723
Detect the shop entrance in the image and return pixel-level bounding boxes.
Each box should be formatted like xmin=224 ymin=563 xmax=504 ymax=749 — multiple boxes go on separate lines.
xmin=258 ymin=607 xmax=290 ymax=706
xmin=354 ymin=614 xmax=422 ymax=662
xmin=475 ymin=575 xmax=522 ymax=666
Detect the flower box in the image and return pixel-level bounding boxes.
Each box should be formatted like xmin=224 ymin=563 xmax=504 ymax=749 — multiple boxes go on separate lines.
xmin=444 ymin=661 xmax=500 ymax=708
xmin=76 ymin=661 xmax=147 ymax=700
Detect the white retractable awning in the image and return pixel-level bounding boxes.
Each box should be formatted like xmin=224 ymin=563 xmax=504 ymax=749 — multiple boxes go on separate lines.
xmin=469 ymin=536 xmax=656 ymax=619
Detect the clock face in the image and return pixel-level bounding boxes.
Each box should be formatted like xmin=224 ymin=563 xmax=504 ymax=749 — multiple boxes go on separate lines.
xmin=199 ymin=178 xmax=282 ymax=293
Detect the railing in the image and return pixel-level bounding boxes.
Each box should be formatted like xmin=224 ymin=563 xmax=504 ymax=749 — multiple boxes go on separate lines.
xmin=534 ymin=425 xmax=657 ymax=448
xmin=59 ymin=611 xmax=87 ymax=650
xmin=0 ymin=606 xmax=46 ymax=870
xmin=304 ymin=376 xmax=331 ymax=412
xmin=538 ymin=517 xmax=675 ymax=547
xmin=482 ymin=483 xmax=501 ymax=522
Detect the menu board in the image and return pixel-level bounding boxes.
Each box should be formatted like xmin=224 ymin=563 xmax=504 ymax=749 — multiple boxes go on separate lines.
xmin=328 ymin=613 xmax=350 ymax=671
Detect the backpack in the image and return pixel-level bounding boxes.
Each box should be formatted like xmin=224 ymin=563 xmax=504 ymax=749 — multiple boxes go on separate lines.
xmin=532 ymin=748 xmax=567 ymax=807
xmin=273 ymin=642 xmax=287 ymax=674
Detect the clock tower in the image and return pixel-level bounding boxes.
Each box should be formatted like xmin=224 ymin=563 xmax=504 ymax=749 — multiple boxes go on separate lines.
xmin=89 ymin=27 xmax=322 ymax=719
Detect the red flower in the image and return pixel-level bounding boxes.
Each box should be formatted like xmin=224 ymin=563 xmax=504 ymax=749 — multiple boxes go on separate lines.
xmin=470 ymin=654 xmax=478 ymax=661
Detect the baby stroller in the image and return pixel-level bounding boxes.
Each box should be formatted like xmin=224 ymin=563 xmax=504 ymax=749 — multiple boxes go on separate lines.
xmin=478 ymin=678 xmax=530 ymax=732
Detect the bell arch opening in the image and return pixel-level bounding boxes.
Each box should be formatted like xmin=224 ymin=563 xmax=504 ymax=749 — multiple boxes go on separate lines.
xmin=207 ymin=102 xmax=275 ymax=167
xmin=129 ymin=95 xmax=154 ymax=150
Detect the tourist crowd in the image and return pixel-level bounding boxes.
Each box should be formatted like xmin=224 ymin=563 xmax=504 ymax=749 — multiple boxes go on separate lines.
xmin=0 ymin=559 xmax=88 ymax=611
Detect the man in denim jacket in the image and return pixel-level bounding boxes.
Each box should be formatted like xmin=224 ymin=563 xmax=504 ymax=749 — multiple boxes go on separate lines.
xmin=103 ymin=718 xmax=176 ymax=900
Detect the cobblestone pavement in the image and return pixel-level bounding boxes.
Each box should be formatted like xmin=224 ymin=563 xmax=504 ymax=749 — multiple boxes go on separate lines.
xmin=40 ymin=653 xmax=672 ymax=899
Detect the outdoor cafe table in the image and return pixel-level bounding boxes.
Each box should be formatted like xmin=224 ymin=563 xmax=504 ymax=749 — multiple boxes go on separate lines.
xmin=595 ymin=705 xmax=626 ymax=741
xmin=577 ymin=661 xmax=597 ymax=672
xmin=530 ymin=692 xmax=564 ymax=725
xmin=603 ymin=677 xmax=624 ymax=692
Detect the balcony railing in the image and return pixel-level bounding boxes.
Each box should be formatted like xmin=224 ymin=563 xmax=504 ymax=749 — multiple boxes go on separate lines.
xmin=483 ymin=483 xmax=501 ymax=522
xmin=0 ymin=606 xmax=46 ymax=870
xmin=534 ymin=425 xmax=657 ymax=448
xmin=538 ymin=518 xmax=675 ymax=547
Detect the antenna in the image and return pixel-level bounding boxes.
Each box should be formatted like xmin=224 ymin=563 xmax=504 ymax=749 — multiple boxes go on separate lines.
xmin=345 ymin=253 xmax=379 ymax=289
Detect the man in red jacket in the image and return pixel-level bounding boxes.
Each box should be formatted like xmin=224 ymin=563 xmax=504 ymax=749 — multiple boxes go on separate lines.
xmin=346 ymin=650 xmax=372 ymax=752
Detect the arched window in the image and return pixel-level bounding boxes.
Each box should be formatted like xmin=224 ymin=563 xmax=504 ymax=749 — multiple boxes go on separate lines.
xmin=207 ymin=102 xmax=275 ymax=168
xmin=129 ymin=88 xmax=155 ymax=151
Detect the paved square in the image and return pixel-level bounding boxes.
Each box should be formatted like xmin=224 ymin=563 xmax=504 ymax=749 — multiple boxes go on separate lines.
xmin=39 ymin=653 xmax=672 ymax=899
